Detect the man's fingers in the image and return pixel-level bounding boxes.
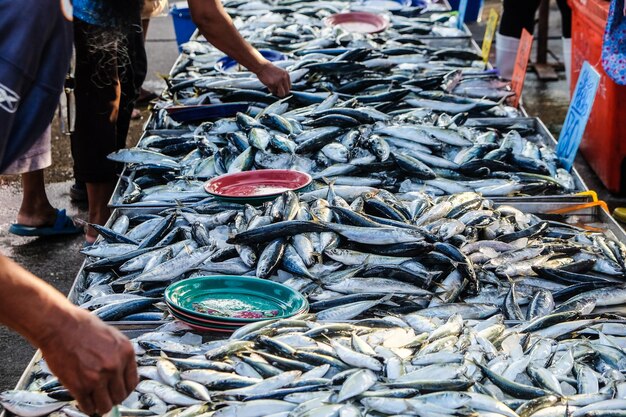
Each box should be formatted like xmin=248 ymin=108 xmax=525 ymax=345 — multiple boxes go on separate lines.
xmin=92 ymin=384 xmax=114 ymax=415
xmin=109 ymin=370 xmax=129 ymax=406
xmin=123 ymin=354 xmax=139 ymax=393
xmin=75 ymin=392 xmax=96 ymax=416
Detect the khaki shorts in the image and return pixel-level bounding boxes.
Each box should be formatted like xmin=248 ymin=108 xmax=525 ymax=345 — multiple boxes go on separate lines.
xmin=2 ymin=125 xmax=52 ymax=175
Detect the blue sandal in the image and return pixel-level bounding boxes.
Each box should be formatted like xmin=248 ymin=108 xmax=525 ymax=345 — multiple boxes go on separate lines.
xmin=9 ymin=209 xmax=83 ymax=237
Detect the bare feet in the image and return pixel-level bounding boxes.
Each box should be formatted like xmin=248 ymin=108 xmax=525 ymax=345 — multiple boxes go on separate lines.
xmin=86 ymin=207 xmax=110 ymax=243
xmin=17 ymin=170 xmax=57 ymax=227
xmin=17 ymin=205 xmax=58 ymax=228
xmin=85 ymin=182 xmax=115 ymax=243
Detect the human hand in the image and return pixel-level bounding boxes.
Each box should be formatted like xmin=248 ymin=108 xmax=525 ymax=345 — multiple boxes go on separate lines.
xmin=255 ymin=62 xmax=291 ymax=97
xmin=38 ymin=308 xmax=138 ymax=415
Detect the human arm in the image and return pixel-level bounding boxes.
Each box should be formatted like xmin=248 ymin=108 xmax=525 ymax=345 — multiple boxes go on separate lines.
xmin=0 ymin=255 xmax=137 ymax=415
xmin=187 ymin=0 xmax=291 ymax=97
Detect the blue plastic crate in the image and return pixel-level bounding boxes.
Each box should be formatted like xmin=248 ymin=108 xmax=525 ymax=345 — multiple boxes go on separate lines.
xmin=170 ymin=4 xmax=197 ymax=50
xmin=448 ymin=0 xmax=483 ymax=22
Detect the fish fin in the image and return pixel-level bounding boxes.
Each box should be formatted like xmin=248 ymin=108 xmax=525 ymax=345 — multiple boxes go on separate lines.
xmin=450 ymin=112 xmax=468 ymax=127
xmin=287 ymin=153 xmax=298 ymax=170
xmin=162 ymin=75 xmax=173 ymax=89
xmin=308 ymin=212 xmax=323 ymax=223
xmin=378 ymin=294 xmax=395 ymax=303
xmin=496 ymin=94 xmax=510 ymax=106
xmin=307 ymin=274 xmax=325 ymax=287
xmin=510 ymin=237 xmax=529 ymax=249
xmin=73 ymin=217 xmax=87 ymax=227
xmin=443 ymin=69 xmax=463 ymax=93
xmin=321 ymin=177 xmax=336 ymax=187
xmin=341 ymin=97 xmax=358 ymax=108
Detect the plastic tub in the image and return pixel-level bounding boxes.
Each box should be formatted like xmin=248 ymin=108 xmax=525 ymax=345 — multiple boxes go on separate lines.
xmin=568 ymin=0 xmax=626 ymax=193
xmin=215 ymin=49 xmax=286 ymax=73
xmin=448 ymin=0 xmax=483 ymax=22
xmin=170 ymin=3 xmax=197 ymax=50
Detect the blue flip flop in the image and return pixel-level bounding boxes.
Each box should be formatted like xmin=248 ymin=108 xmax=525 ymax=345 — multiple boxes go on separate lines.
xmin=9 ymin=209 xmax=83 ymax=237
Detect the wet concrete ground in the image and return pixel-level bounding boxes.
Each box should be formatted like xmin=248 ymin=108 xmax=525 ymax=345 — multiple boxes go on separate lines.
xmin=0 ymin=4 xmax=625 ymax=392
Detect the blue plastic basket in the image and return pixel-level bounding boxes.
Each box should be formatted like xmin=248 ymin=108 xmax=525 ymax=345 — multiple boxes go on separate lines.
xmin=170 ymin=4 xmax=197 ymax=50
xmin=448 ymin=0 xmax=483 ymax=22
xmin=215 ymin=49 xmax=287 ymax=72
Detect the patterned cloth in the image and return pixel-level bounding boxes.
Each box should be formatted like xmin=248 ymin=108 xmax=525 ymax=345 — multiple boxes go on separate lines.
xmin=602 ymin=0 xmax=626 ymax=85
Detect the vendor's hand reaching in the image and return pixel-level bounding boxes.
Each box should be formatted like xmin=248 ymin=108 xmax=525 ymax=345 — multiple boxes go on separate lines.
xmin=255 ymin=62 xmax=291 ymax=97
xmin=38 ymin=308 xmax=138 ymax=415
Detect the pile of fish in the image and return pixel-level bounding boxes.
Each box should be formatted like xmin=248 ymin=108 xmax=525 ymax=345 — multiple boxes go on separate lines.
xmin=233 ymin=11 xmax=468 ymax=52
xmin=5 ymin=313 xmax=626 ymax=417
xmin=5 ymin=0 xmax=624 ymax=416
xmin=102 ymin=0 xmax=589 ymax=208
xmin=74 ymin=189 xmax=626 ymax=323
xmin=162 ymin=1 xmax=512 ymax=116
xmin=167 ymin=50 xmax=511 ymax=109
xmin=108 ymin=4 xmax=572 ymax=204
xmin=111 ymin=109 xmax=575 ymax=205
xmin=172 ymin=6 xmax=470 ymax=77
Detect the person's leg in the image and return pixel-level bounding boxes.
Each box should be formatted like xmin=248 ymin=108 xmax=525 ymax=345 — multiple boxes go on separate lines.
xmin=83 ymin=19 xmax=146 ymax=243
xmin=7 ymin=129 xmax=80 ymax=235
xmin=556 ymin=0 xmax=572 ymax=88
xmin=71 ymin=19 xmax=123 ymax=242
xmin=556 ymin=0 xmax=572 ymax=38
xmin=16 ymin=170 xmax=55 ymax=228
xmin=7 ymin=130 xmax=81 ymax=235
xmin=499 ymin=0 xmax=541 ymax=38
xmin=142 ymin=19 xmax=150 ymax=43
xmin=496 ymin=0 xmax=542 ymax=79
xmin=83 ymin=75 xmax=122 ymax=243
xmin=0 ymin=3 xmax=77 ymax=235
xmin=135 ymin=17 xmax=156 ymax=112
xmin=85 ymin=182 xmax=116 ymax=242
xmin=120 ymin=17 xmax=148 ymax=149
xmin=8 ymin=126 xmax=55 ymax=228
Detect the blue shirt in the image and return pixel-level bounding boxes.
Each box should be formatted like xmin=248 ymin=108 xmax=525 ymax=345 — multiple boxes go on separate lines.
xmin=73 ymin=0 xmax=116 ymax=26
